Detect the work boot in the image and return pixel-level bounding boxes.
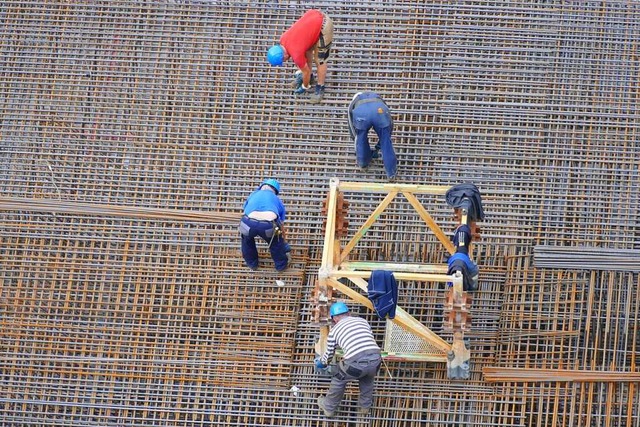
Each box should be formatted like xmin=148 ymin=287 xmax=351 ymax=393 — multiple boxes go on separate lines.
xmin=358 ymin=162 xmax=370 ymax=172
xmin=317 ymin=396 xmax=335 ymax=417
xmin=310 ymin=85 xmax=325 ymax=103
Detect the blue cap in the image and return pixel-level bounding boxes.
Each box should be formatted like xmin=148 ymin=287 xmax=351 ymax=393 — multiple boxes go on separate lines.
xmin=330 ymin=302 xmax=349 ymax=318
xmin=261 ymin=178 xmax=281 ymax=195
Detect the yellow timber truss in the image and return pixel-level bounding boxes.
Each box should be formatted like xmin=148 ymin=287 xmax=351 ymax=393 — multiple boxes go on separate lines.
xmin=315 ymin=178 xmax=473 ymax=378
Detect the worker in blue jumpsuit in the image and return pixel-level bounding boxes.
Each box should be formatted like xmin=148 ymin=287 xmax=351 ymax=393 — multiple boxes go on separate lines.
xmin=239 ymin=179 xmax=290 ymax=271
xmin=348 ymin=92 xmax=397 ymax=181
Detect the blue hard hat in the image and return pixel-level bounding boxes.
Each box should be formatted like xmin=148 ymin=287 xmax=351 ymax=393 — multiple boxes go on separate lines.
xmin=261 ymin=178 xmax=281 ymax=195
xmin=267 ymin=45 xmax=285 ymax=66
xmin=330 ymin=302 xmax=349 ymax=318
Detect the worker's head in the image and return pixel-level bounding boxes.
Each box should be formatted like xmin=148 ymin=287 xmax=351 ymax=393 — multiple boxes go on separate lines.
xmin=267 ymin=45 xmax=286 ymax=66
xmin=329 ymin=302 xmax=349 ymax=322
xmin=260 ymin=178 xmax=281 ymax=195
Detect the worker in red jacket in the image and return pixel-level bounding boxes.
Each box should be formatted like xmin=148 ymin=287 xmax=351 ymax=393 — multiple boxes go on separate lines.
xmin=267 ymin=9 xmax=334 ymax=103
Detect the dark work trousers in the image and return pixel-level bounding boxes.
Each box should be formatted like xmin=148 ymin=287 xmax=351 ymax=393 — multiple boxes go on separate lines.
xmin=239 ymin=216 xmax=289 ymax=271
xmin=324 ymin=351 xmax=381 ymax=412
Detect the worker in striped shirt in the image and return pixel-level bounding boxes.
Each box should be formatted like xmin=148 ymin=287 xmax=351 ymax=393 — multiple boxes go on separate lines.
xmin=315 ymin=302 xmax=381 ymax=417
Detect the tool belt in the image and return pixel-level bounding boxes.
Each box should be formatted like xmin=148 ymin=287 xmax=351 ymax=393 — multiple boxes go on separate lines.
xmin=343 ymin=350 xmax=381 ymax=364
xmin=334 ymin=351 xmax=381 ymax=379
xmin=239 ymin=215 xmax=282 ymax=239
xmin=316 ymin=12 xmax=334 ymax=63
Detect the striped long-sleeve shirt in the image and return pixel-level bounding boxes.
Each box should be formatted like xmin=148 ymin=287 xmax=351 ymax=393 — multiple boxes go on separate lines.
xmin=321 ymin=316 xmax=380 ymax=365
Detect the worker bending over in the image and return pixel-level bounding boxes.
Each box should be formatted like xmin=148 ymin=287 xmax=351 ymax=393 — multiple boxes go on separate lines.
xmin=267 ymin=9 xmax=334 ymax=103
xmin=348 ymin=92 xmax=398 ymax=181
xmin=315 ymin=302 xmax=381 ymax=417
xmin=239 ymin=179 xmax=290 ymax=271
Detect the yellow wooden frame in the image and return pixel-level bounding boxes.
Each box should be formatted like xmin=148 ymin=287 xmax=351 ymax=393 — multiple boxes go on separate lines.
xmin=316 ymin=178 xmax=467 ymax=363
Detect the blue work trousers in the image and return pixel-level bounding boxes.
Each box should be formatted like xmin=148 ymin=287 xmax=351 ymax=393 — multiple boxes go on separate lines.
xmin=352 ymin=103 xmax=397 ymax=179
xmin=239 ymin=216 xmax=289 ymax=271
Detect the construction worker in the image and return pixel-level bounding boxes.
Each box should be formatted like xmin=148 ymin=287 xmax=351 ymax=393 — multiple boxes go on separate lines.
xmin=239 ymin=179 xmax=290 ymax=271
xmin=315 ymin=302 xmax=381 ymax=417
xmin=266 ymin=9 xmax=334 ymax=104
xmin=348 ymin=92 xmax=397 ymax=181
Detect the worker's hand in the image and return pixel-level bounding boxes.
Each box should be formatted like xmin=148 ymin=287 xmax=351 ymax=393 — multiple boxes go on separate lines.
xmin=314 ymin=357 xmax=327 ymax=369
xmin=293 ymin=72 xmax=315 ymax=88
xmin=291 ymin=70 xmax=303 ymax=89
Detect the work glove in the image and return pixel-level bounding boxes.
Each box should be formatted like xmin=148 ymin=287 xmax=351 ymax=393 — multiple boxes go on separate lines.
xmin=292 ymin=71 xmax=315 ymax=90
xmin=314 ymin=357 xmax=327 ymax=369
xmin=291 ymin=71 xmax=303 ymax=89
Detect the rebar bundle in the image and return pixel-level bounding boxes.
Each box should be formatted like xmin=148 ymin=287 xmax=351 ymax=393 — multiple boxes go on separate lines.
xmin=534 ymin=245 xmax=640 ymax=271
xmin=0 ymin=1 xmax=639 ymax=426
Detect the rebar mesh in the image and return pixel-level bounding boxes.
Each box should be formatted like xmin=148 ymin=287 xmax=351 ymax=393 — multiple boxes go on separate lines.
xmin=1 ymin=1 xmax=639 ymax=426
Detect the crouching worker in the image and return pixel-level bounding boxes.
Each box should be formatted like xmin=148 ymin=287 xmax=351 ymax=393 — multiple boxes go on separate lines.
xmin=315 ymin=302 xmax=381 ymax=417
xmin=348 ymin=92 xmax=398 ymax=181
xmin=239 ymin=179 xmax=290 ymax=271
xmin=267 ymin=9 xmax=334 ymax=103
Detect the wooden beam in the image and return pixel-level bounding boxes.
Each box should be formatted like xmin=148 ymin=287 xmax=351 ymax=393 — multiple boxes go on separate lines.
xmin=331 ymin=269 xmax=455 ymax=283
xmin=315 ymin=326 xmax=329 ymax=355
xmin=337 ymin=181 xmax=450 ymax=195
xmin=326 ymin=277 xmax=374 ymax=309
xmin=403 ymin=192 xmax=455 ymax=255
xmin=382 ymin=352 xmax=448 ymax=363
xmin=341 ymin=261 xmax=449 ymax=274
xmin=347 ymin=277 xmax=450 ymax=352
xmin=320 ymin=178 xmax=339 ymax=270
xmin=339 ymin=190 xmax=398 ymax=263
xmin=327 ymin=277 xmax=451 ymax=353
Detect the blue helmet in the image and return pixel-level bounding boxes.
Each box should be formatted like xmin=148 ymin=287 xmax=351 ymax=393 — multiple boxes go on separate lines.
xmin=261 ymin=178 xmax=281 ymax=195
xmin=330 ymin=302 xmax=349 ymax=318
xmin=267 ymin=45 xmax=285 ymax=66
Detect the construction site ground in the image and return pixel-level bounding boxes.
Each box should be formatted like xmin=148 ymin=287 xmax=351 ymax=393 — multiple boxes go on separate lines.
xmin=0 ymin=2 xmax=639 ymax=426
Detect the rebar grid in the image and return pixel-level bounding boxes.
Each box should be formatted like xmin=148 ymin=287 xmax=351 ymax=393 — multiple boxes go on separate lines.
xmin=492 ymin=249 xmax=640 ymax=426
xmin=0 ymin=212 xmax=304 ymax=426
xmin=1 ymin=0 xmax=639 ymax=426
